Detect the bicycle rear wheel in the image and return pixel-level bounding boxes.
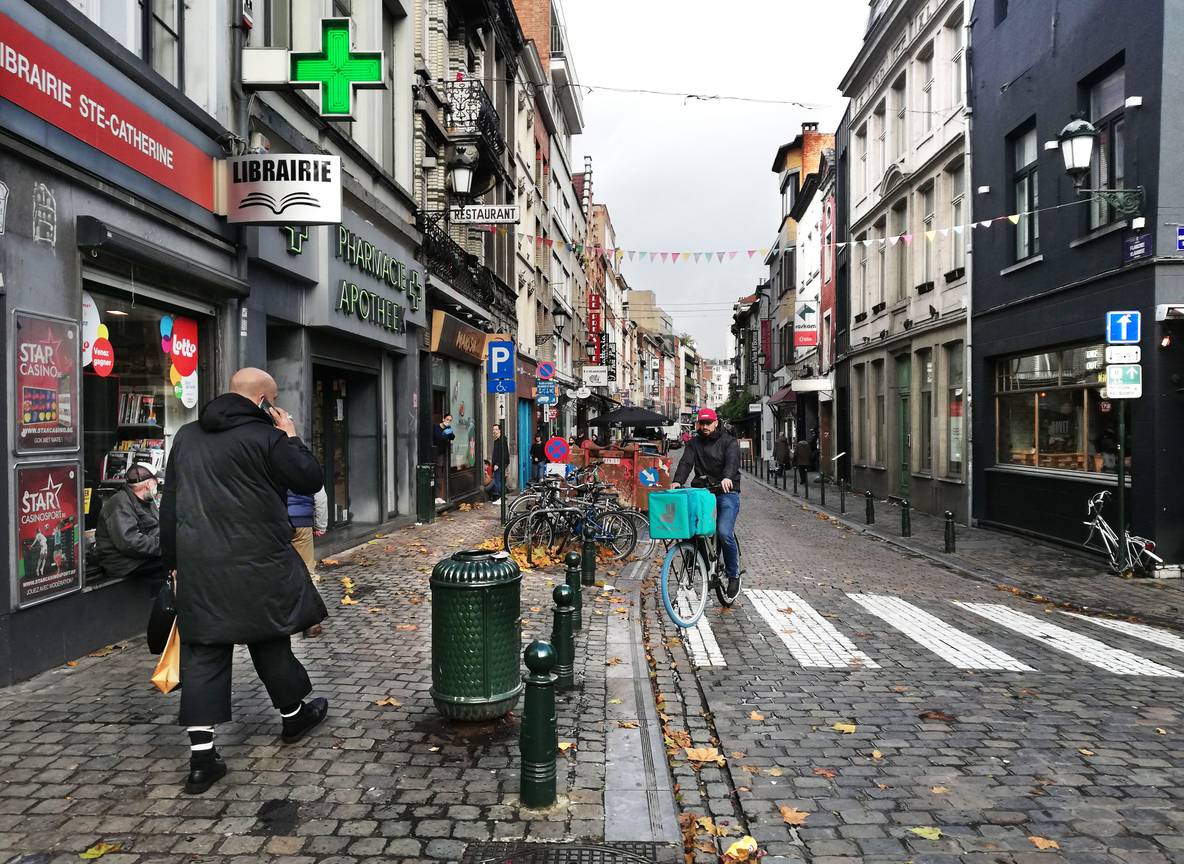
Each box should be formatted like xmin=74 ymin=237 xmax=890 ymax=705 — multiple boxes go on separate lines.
xmin=623 ymin=509 xmax=658 ymax=559
xmin=598 ymin=511 xmax=638 ymax=560
xmin=660 ymin=541 xmax=709 ymax=628
xmin=504 ymin=512 xmax=553 ymax=560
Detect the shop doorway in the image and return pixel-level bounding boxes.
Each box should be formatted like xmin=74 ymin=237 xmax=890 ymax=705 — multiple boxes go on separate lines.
xmin=432 ymin=387 xmax=448 ymax=500
xmin=896 ymin=355 xmax=911 ymax=497
xmin=312 ymin=369 xmax=351 ymax=527
xmin=518 ymin=399 xmax=533 ymax=487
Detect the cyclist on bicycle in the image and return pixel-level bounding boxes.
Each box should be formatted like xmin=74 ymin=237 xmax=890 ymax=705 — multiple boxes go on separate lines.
xmin=670 ymin=407 xmax=741 ymax=596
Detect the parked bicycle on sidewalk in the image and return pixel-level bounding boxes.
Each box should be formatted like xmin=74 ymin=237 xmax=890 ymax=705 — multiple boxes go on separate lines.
xmin=1083 ymin=490 xmax=1161 ymax=577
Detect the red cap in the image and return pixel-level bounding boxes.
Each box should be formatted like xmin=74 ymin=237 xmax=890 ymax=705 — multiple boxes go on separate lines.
xmin=696 ymin=407 xmax=718 ymax=422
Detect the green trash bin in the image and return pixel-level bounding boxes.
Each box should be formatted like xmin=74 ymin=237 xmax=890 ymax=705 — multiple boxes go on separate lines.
xmin=430 ymin=549 xmax=523 ymax=721
xmin=417 ymin=463 xmax=436 ymax=524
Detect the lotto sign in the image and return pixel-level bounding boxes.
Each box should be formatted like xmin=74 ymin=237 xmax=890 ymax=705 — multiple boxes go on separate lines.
xmin=91 ymin=338 xmax=115 ymax=377
xmin=170 ymin=316 xmax=199 ymax=377
xmin=544 ymin=436 xmax=569 ymax=462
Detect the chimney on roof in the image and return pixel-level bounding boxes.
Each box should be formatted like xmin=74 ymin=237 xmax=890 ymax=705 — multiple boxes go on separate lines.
xmin=803 ymin=121 xmax=819 ymax=132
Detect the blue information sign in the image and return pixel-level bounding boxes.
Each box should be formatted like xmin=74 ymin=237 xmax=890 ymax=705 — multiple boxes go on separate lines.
xmin=638 ymin=467 xmax=660 ymax=487
xmin=1106 ymin=311 xmax=1141 ymax=345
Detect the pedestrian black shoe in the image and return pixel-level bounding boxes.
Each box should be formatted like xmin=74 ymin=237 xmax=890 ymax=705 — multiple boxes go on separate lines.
xmin=184 ymin=750 xmax=227 ymax=795
xmin=281 ymin=697 xmax=329 ymax=744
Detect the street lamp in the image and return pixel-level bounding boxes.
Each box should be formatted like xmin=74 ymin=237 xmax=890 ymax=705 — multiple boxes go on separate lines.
xmin=447 ymin=143 xmax=479 ymax=198
xmin=1058 ymin=116 xmax=1144 ymax=216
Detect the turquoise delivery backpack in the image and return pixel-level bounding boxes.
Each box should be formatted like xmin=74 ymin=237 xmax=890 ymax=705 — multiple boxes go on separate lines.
xmin=648 ymin=488 xmax=717 ymax=540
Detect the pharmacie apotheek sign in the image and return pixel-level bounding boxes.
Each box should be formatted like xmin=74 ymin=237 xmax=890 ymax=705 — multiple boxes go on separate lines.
xmin=223 ymin=154 xmax=342 ymax=224
xmin=333 ymin=226 xmax=422 ymax=335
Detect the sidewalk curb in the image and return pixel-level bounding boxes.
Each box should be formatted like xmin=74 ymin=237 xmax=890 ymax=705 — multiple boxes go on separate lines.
xmin=745 ymin=472 xmax=1184 ymax=632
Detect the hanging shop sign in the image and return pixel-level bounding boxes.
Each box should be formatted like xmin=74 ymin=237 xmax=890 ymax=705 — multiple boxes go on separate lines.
xmin=15 ymin=461 xmax=82 ymax=607
xmin=223 ymin=154 xmax=342 ymax=224
xmin=430 ymin=310 xmax=486 ymax=365
xmin=14 ymin=311 xmax=79 ymax=453
xmin=0 ymin=12 xmax=215 ymax=209
xmin=449 ymin=205 xmax=521 ymax=224
xmin=240 ymin=17 xmax=384 ymax=121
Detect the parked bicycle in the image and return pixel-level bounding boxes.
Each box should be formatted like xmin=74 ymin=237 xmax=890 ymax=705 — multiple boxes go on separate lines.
xmin=1083 ymin=490 xmax=1161 ymax=577
xmin=654 ymin=480 xmax=743 ymax=628
xmin=504 ymin=495 xmax=638 ymax=565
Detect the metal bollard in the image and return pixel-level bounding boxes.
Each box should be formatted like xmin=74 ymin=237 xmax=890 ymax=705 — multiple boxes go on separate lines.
xmin=551 ymin=585 xmax=575 ymax=690
xmin=944 ymin=511 xmax=956 ymax=553
xmin=803 ymin=469 xmax=809 ymax=501
xmin=519 ymin=641 xmax=557 ymax=808
xmin=840 ymin=480 xmax=846 ymax=514
xmin=865 ymin=491 xmax=875 ymax=524
xmin=581 ymin=522 xmax=597 ymax=586
xmin=564 ymin=551 xmax=583 ymax=631
xmin=901 ymin=499 xmax=911 ymax=537
xmin=820 ymin=473 xmax=826 ymax=507
xmin=793 ymin=467 xmax=798 ymax=495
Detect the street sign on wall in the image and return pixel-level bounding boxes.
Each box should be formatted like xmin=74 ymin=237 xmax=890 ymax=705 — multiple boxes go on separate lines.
xmin=1105 ymin=363 xmax=1142 ymax=399
xmin=582 ymin=366 xmax=609 ymax=387
xmin=1106 ymin=311 xmax=1141 ymax=344
xmin=486 ymin=340 xmax=515 ymax=394
xmin=1105 ymin=345 xmax=1141 ymax=364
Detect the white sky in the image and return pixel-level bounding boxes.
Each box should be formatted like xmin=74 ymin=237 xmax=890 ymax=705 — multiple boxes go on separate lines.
xmin=562 ymin=0 xmax=870 ymax=358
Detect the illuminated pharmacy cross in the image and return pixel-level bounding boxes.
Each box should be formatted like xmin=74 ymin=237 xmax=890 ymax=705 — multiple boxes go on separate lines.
xmin=289 ymin=18 xmax=384 ymax=119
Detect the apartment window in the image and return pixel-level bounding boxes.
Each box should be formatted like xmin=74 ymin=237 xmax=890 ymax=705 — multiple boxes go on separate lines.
xmin=918 ymin=349 xmax=934 ymax=472
xmin=1089 ymin=66 xmax=1126 ymax=229
xmin=874 ymin=101 xmax=887 ymax=181
xmin=995 ymin=344 xmax=1121 ymax=475
xmin=783 ymin=171 xmax=799 ymax=217
xmin=920 ymin=183 xmax=935 ymax=285
xmin=948 ymin=16 xmax=965 ymax=106
xmin=872 ymin=359 xmax=885 ymax=465
xmin=823 ymin=214 xmax=833 ymax=285
xmin=263 ymin=0 xmax=290 ymax=47
xmin=918 ymin=45 xmax=935 ymax=133
xmin=856 ymin=365 xmax=868 ymax=461
xmin=891 ymin=75 xmax=907 ymax=158
xmin=84 ymin=1 xmax=184 ymax=85
xmin=946 ymin=342 xmax=964 ymax=476
xmin=858 ymin=233 xmax=869 ymax=313
xmin=948 ymin=162 xmax=966 ymax=270
xmin=822 ymin=313 xmax=832 ymax=371
xmin=892 ymin=201 xmax=909 ymax=300
xmin=856 ymin=125 xmax=869 ymax=199
xmin=1012 ymin=125 xmax=1040 ymax=261
xmin=876 ymin=223 xmax=887 ymax=305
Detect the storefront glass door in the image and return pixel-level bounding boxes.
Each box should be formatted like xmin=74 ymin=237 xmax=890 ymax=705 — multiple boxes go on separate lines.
xmin=312 ymin=367 xmax=351 ymax=527
xmin=518 ymin=399 xmax=532 ymax=487
xmin=897 ymin=355 xmax=911 ymax=496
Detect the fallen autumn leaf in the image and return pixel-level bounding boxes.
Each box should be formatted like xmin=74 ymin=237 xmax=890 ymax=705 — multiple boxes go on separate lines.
xmin=779 ymin=806 xmax=810 ymax=826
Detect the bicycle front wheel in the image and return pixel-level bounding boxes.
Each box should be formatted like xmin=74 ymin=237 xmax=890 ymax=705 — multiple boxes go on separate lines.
xmin=598 ymin=511 xmax=638 ymax=560
xmin=660 ymin=541 xmax=709 ymax=628
xmin=504 ymin=512 xmax=553 ymax=560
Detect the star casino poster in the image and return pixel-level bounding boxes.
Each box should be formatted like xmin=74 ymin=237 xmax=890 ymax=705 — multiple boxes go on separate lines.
xmin=14 ymin=312 xmax=80 ymax=453
xmin=16 ymin=462 xmax=82 ymax=606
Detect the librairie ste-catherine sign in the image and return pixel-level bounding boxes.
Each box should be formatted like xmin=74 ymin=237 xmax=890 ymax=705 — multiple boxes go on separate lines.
xmin=0 ymin=12 xmax=214 ymax=210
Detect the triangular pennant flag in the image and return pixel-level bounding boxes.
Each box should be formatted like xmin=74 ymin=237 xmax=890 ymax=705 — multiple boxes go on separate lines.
xmin=938 ymin=228 xmax=949 ymax=237
xmin=747 ymin=250 xmax=756 ymax=258
xmin=728 ymin=251 xmax=738 ymax=260
xmin=660 ymin=252 xmax=669 ymax=262
xmin=977 ymin=220 xmax=992 ymax=229
xmin=717 ymin=251 xmax=726 ymax=262
xmin=649 ymin=252 xmax=657 ymax=261
xmin=835 ymin=241 xmax=847 ymax=250
xmin=545 ymin=237 xmax=554 ymax=247
xmin=627 ymin=250 xmax=636 ymax=260
xmin=925 ymin=231 xmax=936 ymax=243
xmin=887 ymin=236 xmax=900 ymax=246
xmin=693 ymin=252 xmax=702 ymax=262
xmin=759 ymin=248 xmax=768 ymax=256
xmin=672 ymin=252 xmax=681 ymax=262
xmin=902 ymin=234 xmax=914 ymax=245
xmin=953 ymin=225 xmax=964 ymax=235
xmin=1007 ymin=214 xmax=1021 ymax=224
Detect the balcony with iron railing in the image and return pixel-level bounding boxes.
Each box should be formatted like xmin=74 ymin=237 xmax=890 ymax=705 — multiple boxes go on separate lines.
xmin=442 ymin=79 xmax=506 ymax=162
xmin=417 ymin=210 xmax=517 ymax=325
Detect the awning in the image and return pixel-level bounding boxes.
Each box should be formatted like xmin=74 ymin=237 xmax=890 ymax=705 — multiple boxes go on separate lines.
xmin=769 ymin=384 xmax=797 ymax=405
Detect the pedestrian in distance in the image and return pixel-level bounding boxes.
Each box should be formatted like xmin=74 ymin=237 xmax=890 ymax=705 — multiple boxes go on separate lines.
xmin=288 ymin=484 xmax=329 ymax=638
xmin=432 ymin=413 xmax=455 ymax=504
xmin=489 ymin=423 xmax=510 ymax=501
xmin=530 ymin=434 xmax=547 ymax=482
xmin=774 ymin=433 xmax=790 ymax=476
xmin=794 ymin=436 xmax=812 ymax=487
xmin=161 ymin=367 xmax=329 ymax=795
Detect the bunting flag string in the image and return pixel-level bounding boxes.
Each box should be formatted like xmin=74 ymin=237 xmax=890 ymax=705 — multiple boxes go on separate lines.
xmin=463 ymin=197 xmax=1091 ymax=263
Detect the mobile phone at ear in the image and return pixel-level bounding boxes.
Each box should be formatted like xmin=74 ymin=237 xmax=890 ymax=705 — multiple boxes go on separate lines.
xmin=259 ymin=397 xmax=277 ymax=424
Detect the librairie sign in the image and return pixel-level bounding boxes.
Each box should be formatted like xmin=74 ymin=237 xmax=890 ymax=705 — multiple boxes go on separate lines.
xmin=223 ymin=154 xmax=342 ymax=224
xmin=0 ymin=12 xmax=215 ymax=208
xmin=449 ymin=205 xmax=521 ymax=224
xmin=241 ymin=18 xmax=384 ymax=120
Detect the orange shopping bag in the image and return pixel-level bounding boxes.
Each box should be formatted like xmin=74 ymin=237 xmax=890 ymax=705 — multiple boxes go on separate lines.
xmin=151 ymin=620 xmax=181 ymax=693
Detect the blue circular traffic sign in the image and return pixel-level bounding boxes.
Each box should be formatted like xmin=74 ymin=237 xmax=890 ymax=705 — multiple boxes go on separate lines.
xmin=545 ymin=436 xmax=569 ymax=462
xmin=638 ymin=467 xmax=660 ymax=487
xmin=538 ymin=361 xmax=555 ymax=380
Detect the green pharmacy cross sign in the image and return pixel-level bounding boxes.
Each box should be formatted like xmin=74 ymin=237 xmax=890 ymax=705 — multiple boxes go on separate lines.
xmin=289 ymin=18 xmax=384 ymax=120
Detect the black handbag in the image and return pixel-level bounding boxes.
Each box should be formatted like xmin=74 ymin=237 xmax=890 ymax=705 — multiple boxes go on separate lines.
xmin=146 ymin=575 xmax=176 ymax=655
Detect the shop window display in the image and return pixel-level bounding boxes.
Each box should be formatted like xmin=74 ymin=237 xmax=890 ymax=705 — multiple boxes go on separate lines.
xmin=80 ymin=288 xmax=208 ymax=584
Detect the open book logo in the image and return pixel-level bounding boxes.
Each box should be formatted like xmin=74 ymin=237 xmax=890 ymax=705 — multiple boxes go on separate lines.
xmin=238 ymin=191 xmax=320 ymax=214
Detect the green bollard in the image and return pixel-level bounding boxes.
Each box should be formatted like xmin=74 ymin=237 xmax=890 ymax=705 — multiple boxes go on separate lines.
xmin=865 ymin=491 xmax=875 ymax=524
xmin=519 ymin=641 xmax=558 ymax=808
xmin=564 ymin=551 xmax=583 ymax=631
xmin=944 ymin=511 xmax=956 ymax=553
xmin=901 ymin=499 xmax=912 ymax=537
xmin=551 ymin=585 xmax=575 ymax=690
xmin=581 ymin=522 xmax=596 ymax=587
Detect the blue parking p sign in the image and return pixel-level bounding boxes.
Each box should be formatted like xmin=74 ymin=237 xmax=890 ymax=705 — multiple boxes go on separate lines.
xmin=1106 ymin=311 xmax=1141 ymax=345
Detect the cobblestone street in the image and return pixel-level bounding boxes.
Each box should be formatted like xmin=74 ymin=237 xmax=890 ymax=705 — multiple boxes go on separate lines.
xmin=647 ymin=479 xmax=1184 ymax=864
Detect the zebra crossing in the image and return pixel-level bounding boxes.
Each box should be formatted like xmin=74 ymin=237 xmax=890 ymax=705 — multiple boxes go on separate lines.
xmin=676 ymin=589 xmax=1184 ymax=678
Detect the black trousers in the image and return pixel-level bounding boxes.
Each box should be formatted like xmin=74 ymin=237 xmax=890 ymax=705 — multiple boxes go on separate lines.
xmin=797 ymin=466 xmax=809 ymax=485
xmin=178 ymin=638 xmax=311 ymax=726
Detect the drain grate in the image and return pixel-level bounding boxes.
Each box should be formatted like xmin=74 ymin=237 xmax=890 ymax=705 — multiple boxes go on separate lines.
xmin=461 ymin=841 xmax=679 ymax=864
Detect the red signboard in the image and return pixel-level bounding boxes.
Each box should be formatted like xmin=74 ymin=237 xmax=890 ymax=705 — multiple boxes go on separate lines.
xmin=0 ymin=12 xmax=215 ymax=209
xmin=16 ymin=461 xmax=82 ymax=606
xmin=760 ymin=319 xmax=773 ymax=370
xmin=170 ymin=316 xmax=199 ymax=377
xmin=15 ymin=312 xmax=80 ymax=453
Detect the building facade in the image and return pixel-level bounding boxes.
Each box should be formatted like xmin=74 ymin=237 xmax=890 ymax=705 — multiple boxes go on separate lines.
xmin=839 ymin=0 xmax=971 ymax=517
xmin=969 ymin=0 xmax=1184 ymax=565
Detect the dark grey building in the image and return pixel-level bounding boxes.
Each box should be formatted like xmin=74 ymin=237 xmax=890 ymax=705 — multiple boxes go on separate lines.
xmin=969 ymin=0 xmax=1184 ymax=568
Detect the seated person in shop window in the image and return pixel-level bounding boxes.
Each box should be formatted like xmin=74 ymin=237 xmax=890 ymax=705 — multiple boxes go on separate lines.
xmin=96 ymin=462 xmax=166 ymax=589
